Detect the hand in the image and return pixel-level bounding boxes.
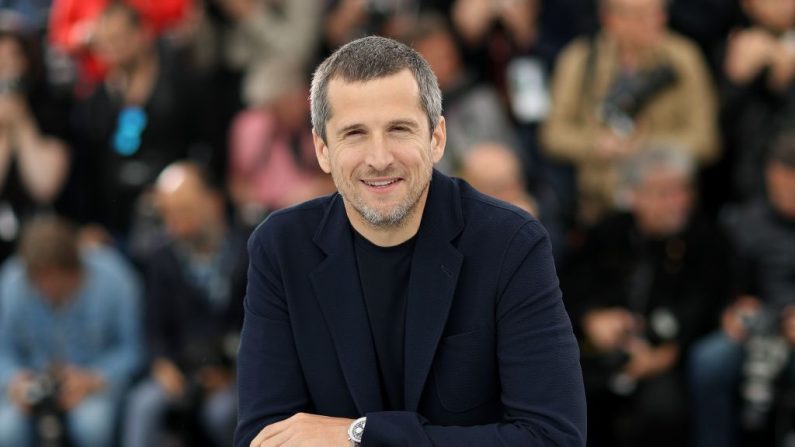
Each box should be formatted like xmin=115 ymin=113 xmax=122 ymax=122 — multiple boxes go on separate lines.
xmin=781 ymin=306 xmax=795 ymax=347
xmin=593 ymin=129 xmax=638 ymax=161
xmin=197 ymin=366 xmax=233 ymax=394
xmin=152 ymin=358 xmax=186 ymax=398
xmin=0 ymin=94 xmax=29 ymax=128
xmin=57 ymin=366 xmax=105 ymax=410
xmin=7 ymin=370 xmax=35 ymax=412
xmin=724 ymin=28 xmax=778 ymax=83
xmin=250 ymin=413 xmax=353 ymax=447
xmin=497 ymin=0 xmax=538 ymax=48
xmin=582 ymin=307 xmax=638 ymax=351
xmin=622 ymin=339 xmax=678 ymax=380
xmin=216 ymin=0 xmax=259 ymax=22
xmin=721 ymin=295 xmax=763 ymax=342
xmin=452 ymin=0 xmax=497 ymax=45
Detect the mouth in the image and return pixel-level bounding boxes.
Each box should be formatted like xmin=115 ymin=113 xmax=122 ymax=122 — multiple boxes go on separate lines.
xmin=360 ymin=177 xmax=402 ymax=190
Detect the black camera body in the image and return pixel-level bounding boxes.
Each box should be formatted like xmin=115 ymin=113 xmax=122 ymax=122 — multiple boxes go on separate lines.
xmin=600 ymin=64 xmax=677 ymax=136
xmin=0 ymin=77 xmax=25 ymax=96
xmin=740 ymin=309 xmax=790 ymax=431
xmin=24 ymin=372 xmax=70 ymax=447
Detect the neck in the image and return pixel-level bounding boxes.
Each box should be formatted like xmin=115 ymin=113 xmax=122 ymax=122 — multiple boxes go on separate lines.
xmin=345 ymin=188 xmax=429 ymax=247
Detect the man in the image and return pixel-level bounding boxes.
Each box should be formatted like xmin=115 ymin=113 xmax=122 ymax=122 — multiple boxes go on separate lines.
xmin=563 ymin=147 xmax=730 ymax=446
xmin=0 ymin=216 xmax=143 ymax=447
xmin=124 ymin=162 xmax=248 ymax=447
xmin=689 ymin=133 xmax=795 ymax=447
xmin=228 ymin=61 xmax=336 ymax=227
xmin=541 ymin=0 xmax=719 ymax=224
xmin=401 ymin=14 xmax=519 ymax=175
xmin=717 ymin=0 xmax=795 ymax=203
xmin=235 ymin=36 xmax=586 ymax=447
xmin=459 ymin=142 xmax=537 ymax=216
xmin=73 ymin=2 xmax=209 ymax=237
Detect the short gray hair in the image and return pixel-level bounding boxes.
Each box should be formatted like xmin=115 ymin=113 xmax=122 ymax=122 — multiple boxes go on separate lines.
xmin=310 ymin=36 xmax=442 ymax=142
xmin=621 ymin=145 xmax=695 ymax=189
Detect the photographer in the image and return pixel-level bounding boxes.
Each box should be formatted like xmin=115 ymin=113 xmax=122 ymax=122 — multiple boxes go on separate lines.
xmin=689 ymin=133 xmax=795 ymax=447
xmin=717 ymin=0 xmax=795 ymax=204
xmin=562 ymin=147 xmax=730 ymax=446
xmin=0 ymin=28 xmax=70 ymax=263
xmin=0 ymin=216 xmax=144 ymax=447
xmin=123 ymin=162 xmax=247 ymax=447
xmin=541 ymin=0 xmax=720 ymax=225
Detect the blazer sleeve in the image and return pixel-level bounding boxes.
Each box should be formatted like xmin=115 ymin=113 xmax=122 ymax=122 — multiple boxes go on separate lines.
xmin=362 ymin=221 xmax=587 ymax=446
xmin=234 ymin=227 xmax=312 ymax=446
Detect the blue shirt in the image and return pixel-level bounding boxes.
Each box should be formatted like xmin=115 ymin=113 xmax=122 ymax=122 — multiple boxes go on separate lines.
xmin=0 ymin=247 xmax=144 ymax=395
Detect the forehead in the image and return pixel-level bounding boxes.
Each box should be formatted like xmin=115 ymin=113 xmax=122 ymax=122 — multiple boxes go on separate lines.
xmin=640 ymin=166 xmax=690 ymax=187
xmin=326 ymin=69 xmax=424 ymax=126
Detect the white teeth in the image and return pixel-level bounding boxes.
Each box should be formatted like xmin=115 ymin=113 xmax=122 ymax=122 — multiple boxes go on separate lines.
xmin=365 ymin=180 xmax=397 ymax=187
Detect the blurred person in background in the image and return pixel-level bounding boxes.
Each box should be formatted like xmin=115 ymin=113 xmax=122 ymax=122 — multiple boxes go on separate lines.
xmin=124 ymin=162 xmax=248 ymax=447
xmin=0 ymin=216 xmax=143 ymax=447
xmin=322 ymin=0 xmax=429 ymax=52
xmin=451 ymin=0 xmax=558 ymax=93
xmin=0 ymin=0 xmax=54 ymax=31
xmin=403 ymin=14 xmax=519 ymax=175
xmin=562 ymin=147 xmax=730 ymax=447
xmin=48 ymin=0 xmax=193 ymax=93
xmin=228 ymin=61 xmax=334 ymax=227
xmin=459 ymin=142 xmax=537 ymax=216
xmin=689 ymin=133 xmax=795 ymax=447
xmin=0 ymin=26 xmax=70 ymax=263
xmin=449 ymin=0 xmax=578 ymax=255
xmin=71 ymin=2 xmax=211 ymax=242
xmin=215 ymin=0 xmax=322 ymax=108
xmin=541 ymin=0 xmax=720 ymax=225
xmin=713 ymin=0 xmax=795 ymax=206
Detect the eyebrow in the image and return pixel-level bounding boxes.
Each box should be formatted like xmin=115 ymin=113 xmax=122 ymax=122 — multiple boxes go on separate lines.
xmin=335 ymin=118 xmax=422 ymax=138
xmin=336 ymin=124 xmax=364 ymax=138
xmin=387 ymin=119 xmax=421 ymax=130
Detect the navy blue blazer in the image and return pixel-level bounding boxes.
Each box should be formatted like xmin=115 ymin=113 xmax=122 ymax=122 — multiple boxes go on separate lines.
xmin=235 ymin=171 xmax=587 ymax=446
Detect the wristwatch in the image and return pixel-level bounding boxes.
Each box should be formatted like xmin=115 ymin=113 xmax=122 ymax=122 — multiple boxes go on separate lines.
xmin=347 ymin=416 xmax=367 ymax=446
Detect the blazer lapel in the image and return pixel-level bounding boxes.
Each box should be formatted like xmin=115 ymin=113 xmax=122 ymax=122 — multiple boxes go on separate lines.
xmin=310 ymin=195 xmax=384 ymax=414
xmin=404 ymin=171 xmax=464 ymax=411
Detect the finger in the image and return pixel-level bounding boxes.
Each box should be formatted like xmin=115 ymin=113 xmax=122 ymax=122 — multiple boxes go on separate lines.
xmin=258 ymin=428 xmax=294 ymax=447
xmin=251 ymin=418 xmax=290 ymax=446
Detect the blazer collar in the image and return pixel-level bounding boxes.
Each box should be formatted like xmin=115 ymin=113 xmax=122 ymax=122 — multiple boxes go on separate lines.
xmin=310 ymin=170 xmax=465 ymax=413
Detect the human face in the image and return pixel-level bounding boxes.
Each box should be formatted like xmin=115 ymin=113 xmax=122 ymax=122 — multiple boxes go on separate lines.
xmin=743 ymin=0 xmax=795 ymax=34
xmin=314 ymin=69 xmax=445 ymax=229
xmin=30 ymin=267 xmax=83 ymax=305
xmin=93 ymin=12 xmax=147 ymax=70
xmin=157 ymin=182 xmax=221 ymax=250
xmin=414 ymin=31 xmax=461 ymax=90
xmin=603 ymin=0 xmax=667 ymax=52
xmin=632 ymin=167 xmax=694 ymax=236
xmin=767 ymin=162 xmax=795 ymax=220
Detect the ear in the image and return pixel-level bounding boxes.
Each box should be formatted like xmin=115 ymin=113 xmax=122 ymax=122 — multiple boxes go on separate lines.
xmin=430 ymin=116 xmax=446 ymax=164
xmin=313 ymin=129 xmax=332 ymax=174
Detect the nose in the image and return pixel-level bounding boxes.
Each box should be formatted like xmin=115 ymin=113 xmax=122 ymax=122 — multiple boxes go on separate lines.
xmin=365 ymin=134 xmax=394 ymax=171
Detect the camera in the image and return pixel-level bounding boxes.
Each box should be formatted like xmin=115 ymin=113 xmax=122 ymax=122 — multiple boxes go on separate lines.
xmin=24 ymin=372 xmax=70 ymax=447
xmin=600 ymin=64 xmax=677 ymax=136
xmin=0 ymin=77 xmax=24 ymax=96
xmin=740 ymin=309 xmax=790 ymax=431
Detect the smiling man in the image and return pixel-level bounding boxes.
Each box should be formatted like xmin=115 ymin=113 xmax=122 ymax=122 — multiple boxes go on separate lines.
xmin=235 ymin=36 xmax=586 ymax=447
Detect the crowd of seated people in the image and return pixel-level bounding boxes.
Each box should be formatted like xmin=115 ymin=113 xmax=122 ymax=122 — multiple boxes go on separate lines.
xmin=0 ymin=0 xmax=793 ymax=446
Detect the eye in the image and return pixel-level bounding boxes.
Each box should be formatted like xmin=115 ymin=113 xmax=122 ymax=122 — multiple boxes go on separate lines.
xmin=344 ymin=129 xmax=364 ymax=138
xmin=391 ymin=125 xmax=411 ymax=133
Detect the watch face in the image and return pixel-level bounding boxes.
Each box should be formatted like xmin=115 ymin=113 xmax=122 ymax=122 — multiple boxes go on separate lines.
xmin=349 ymin=417 xmax=366 ymax=442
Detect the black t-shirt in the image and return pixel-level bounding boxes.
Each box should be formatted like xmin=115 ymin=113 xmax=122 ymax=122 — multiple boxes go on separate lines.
xmin=353 ymin=229 xmax=416 ymax=410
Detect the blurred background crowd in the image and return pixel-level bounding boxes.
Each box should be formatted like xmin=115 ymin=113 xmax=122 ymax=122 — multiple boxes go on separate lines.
xmin=0 ymin=0 xmax=793 ymax=446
